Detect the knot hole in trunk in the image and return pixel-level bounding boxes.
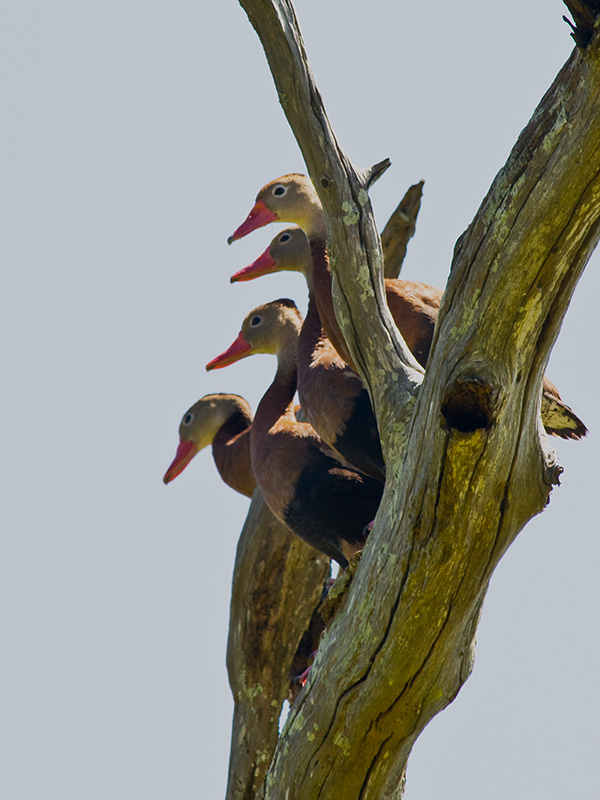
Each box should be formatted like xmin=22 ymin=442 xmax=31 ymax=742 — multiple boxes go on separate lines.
xmin=442 ymin=376 xmax=495 ymax=433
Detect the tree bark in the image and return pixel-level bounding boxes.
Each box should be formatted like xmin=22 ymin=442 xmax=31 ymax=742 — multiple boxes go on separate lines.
xmin=225 ymin=1 xmax=600 ymax=798
xmin=381 ymin=181 xmax=424 ymax=279
xmin=225 ymin=491 xmax=329 ymax=800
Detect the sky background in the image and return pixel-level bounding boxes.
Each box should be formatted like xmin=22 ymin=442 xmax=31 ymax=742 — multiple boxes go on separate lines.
xmin=2 ymin=1 xmax=598 ymax=798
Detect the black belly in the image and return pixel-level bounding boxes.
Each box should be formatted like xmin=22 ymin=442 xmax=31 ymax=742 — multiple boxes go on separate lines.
xmin=333 ymin=387 xmax=385 ymax=482
xmin=284 ymin=454 xmax=384 ymax=567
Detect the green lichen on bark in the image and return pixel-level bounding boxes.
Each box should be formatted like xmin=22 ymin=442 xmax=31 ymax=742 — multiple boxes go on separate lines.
xmin=342 ymin=201 xmax=360 ymax=225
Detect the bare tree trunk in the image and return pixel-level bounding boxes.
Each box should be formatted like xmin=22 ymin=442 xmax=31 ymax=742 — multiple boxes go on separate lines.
xmin=223 ymin=1 xmax=600 ymax=797
xmin=225 ymin=492 xmax=329 ymax=800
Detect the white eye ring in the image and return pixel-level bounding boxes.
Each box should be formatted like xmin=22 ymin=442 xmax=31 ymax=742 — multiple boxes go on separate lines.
xmin=279 ymin=232 xmax=291 ymax=243
xmin=273 ymin=184 xmax=287 ymax=197
xmin=182 ymin=412 xmax=194 ymax=426
xmin=250 ymin=315 xmax=262 ymax=327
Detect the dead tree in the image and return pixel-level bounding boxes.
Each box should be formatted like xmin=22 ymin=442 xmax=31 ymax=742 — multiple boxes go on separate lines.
xmin=224 ymin=2 xmax=600 ymax=797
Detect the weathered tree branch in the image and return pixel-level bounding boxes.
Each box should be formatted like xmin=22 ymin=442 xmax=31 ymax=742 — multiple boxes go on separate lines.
xmin=225 ymin=492 xmax=329 ymax=799
xmin=239 ymin=0 xmax=425 ymax=443
xmin=563 ymin=0 xmax=600 ymax=46
xmin=381 ymin=181 xmax=424 ymax=279
xmin=230 ymin=2 xmax=600 ymax=798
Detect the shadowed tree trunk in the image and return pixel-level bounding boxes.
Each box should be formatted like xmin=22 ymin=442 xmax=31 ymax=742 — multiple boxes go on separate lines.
xmin=225 ymin=492 xmax=330 ymax=800
xmin=224 ymin=1 xmax=600 ymax=798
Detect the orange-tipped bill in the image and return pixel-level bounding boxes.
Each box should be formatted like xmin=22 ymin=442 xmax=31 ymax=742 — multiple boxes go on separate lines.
xmin=206 ymin=331 xmax=252 ymax=371
xmin=163 ymin=439 xmax=198 ymax=484
xmin=227 ymin=199 xmax=278 ymax=244
xmin=230 ymin=247 xmax=278 ymax=283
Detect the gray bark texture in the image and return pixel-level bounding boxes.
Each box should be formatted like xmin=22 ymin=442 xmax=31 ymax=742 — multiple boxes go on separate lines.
xmin=223 ymin=1 xmax=600 ymax=798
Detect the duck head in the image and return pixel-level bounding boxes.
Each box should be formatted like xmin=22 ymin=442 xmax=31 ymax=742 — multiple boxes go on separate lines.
xmin=163 ymin=393 xmax=251 ymax=483
xmin=206 ymin=299 xmax=303 ymax=370
xmin=230 ymin=227 xmax=311 ymax=283
xmin=227 ymin=174 xmax=324 ymax=243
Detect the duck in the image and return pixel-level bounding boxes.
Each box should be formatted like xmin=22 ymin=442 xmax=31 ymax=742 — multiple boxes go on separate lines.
xmin=227 ymin=174 xmax=442 ymax=369
xmin=163 ymin=393 xmax=256 ymax=497
xmin=228 ymin=174 xmax=587 ymax=440
xmin=206 ymin=299 xmax=383 ymax=567
xmin=232 ymin=228 xmax=384 ymax=481
xmin=540 ymin=378 xmax=588 ymax=440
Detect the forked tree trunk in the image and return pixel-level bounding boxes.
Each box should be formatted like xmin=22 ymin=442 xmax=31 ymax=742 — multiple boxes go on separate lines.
xmin=225 ymin=1 xmax=600 ymax=798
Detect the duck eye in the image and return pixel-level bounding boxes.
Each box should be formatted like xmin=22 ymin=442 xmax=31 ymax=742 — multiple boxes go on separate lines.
xmin=250 ymin=315 xmax=262 ymax=327
xmin=273 ymin=185 xmax=287 ymax=197
xmin=182 ymin=412 xmax=194 ymax=426
xmin=279 ymin=233 xmax=291 ymax=244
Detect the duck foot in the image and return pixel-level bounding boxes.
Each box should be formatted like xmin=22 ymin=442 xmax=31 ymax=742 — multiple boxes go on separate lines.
xmin=293 ymin=650 xmax=319 ymax=688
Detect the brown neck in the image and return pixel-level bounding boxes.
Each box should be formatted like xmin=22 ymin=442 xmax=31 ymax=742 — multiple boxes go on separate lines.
xmin=297 ymin=295 xmax=328 ymax=373
xmin=211 ymin=410 xmax=255 ymax=497
xmin=309 ymin=237 xmax=355 ymax=369
xmin=253 ymin=339 xmax=298 ymax=439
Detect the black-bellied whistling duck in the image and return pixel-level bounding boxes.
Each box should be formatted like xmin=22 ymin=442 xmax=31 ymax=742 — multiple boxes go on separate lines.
xmin=232 ymin=228 xmax=384 ymax=481
xmin=163 ymin=393 xmax=256 ymax=497
xmin=206 ymin=299 xmax=383 ymax=567
xmin=227 ymin=174 xmax=442 ymax=369
xmin=540 ymin=379 xmax=587 ymax=440
xmin=228 ymin=175 xmax=587 ymax=440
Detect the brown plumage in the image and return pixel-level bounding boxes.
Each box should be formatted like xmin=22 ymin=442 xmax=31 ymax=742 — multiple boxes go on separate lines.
xmin=232 ymin=229 xmax=384 ymax=481
xmin=206 ymin=299 xmax=383 ymax=567
xmin=541 ymin=378 xmax=587 ymax=440
xmin=163 ymin=393 xmax=256 ymax=497
xmin=228 ymin=175 xmax=442 ymax=369
xmin=228 ymin=174 xmax=587 ymax=440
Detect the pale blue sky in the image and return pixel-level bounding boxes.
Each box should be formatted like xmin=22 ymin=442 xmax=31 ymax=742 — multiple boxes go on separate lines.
xmin=2 ymin=2 xmax=598 ymax=798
